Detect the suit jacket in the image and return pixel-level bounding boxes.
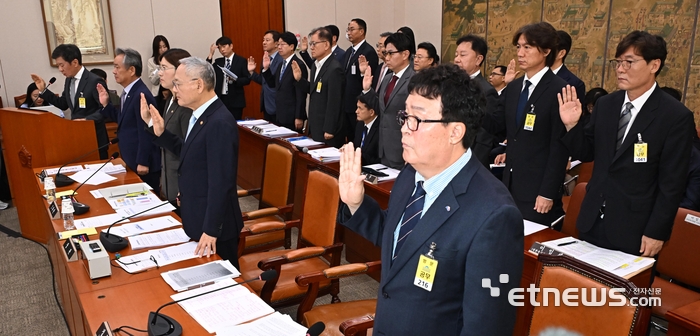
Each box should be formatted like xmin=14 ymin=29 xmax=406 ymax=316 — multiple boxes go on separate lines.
xmin=160 ymin=97 xmax=193 ymax=203
xmin=208 ymin=54 xmax=251 ymax=112
xmin=299 ymin=46 xmax=346 ymax=69
xmin=556 ymin=65 xmax=586 ymax=107
xmin=340 ymin=156 xmax=523 ymax=335
xmin=41 ymin=68 xmax=109 ymax=159
xmin=562 ymin=87 xmax=694 ymax=253
xmin=341 ymin=41 xmax=379 ymax=114
xmin=470 ymin=73 xmax=501 ymax=168
xmin=262 ymin=54 xmax=308 ymax=129
xmin=153 ymin=98 xmax=243 ymax=242
xmin=362 ymin=65 xmax=415 ymax=168
xmin=101 ymin=78 xmax=161 ymax=173
xmin=295 ymin=57 xmax=345 ymax=147
xmin=250 ymin=52 xmax=282 ymax=114
xmin=482 ymin=70 xmax=569 ymax=223
xmin=373 ymin=63 xmax=391 ymax=91
xmin=353 ymin=119 xmax=380 ymax=165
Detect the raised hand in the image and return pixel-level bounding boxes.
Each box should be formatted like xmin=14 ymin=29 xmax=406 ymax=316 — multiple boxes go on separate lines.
xmin=209 ymin=43 xmax=217 ymax=58
xmin=262 ymin=51 xmax=270 ymax=70
xmin=141 ymin=93 xmax=165 ymax=136
xmin=504 ymin=59 xmax=520 ymax=85
xmin=30 ymin=73 xmax=46 ymax=92
xmin=362 ymin=62 xmax=373 ymax=91
xmin=96 ymin=83 xmax=110 ymax=107
xmin=358 ymin=55 xmax=368 ymax=75
xmin=300 ymin=36 xmax=308 ymax=52
xmin=558 ymin=85 xmax=582 ymax=131
xmin=291 ymin=60 xmax=302 ymax=81
xmin=338 ymin=143 xmax=366 ymax=214
xmin=247 ymin=56 xmax=257 ymax=74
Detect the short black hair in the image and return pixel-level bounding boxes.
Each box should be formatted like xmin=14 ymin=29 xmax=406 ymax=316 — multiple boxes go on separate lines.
xmin=325 ymin=25 xmax=340 ymax=40
xmin=494 ymin=65 xmax=507 ymax=75
xmin=397 ymin=26 xmax=416 ymax=55
xmin=264 ymin=30 xmax=280 ymax=41
xmin=151 ymin=35 xmax=170 ymax=65
xmin=615 ymin=30 xmax=667 ymax=76
xmin=90 ymin=68 xmax=108 ymax=81
xmin=279 ymin=31 xmax=298 ymax=50
xmin=385 ymin=33 xmax=413 ymax=55
xmin=356 ymin=94 xmax=376 ymax=114
xmin=417 ymin=42 xmax=439 ymax=65
xmin=456 ymin=34 xmax=488 ymax=66
xmin=407 ymin=64 xmax=484 ymax=149
xmin=216 ymin=36 xmax=233 ymax=46
xmin=556 ymin=30 xmax=572 ymax=61
xmin=584 ymin=87 xmax=608 ymax=112
xmin=351 ymin=18 xmax=367 ymax=34
xmin=661 ymin=86 xmax=682 ymax=101
xmin=51 ymin=44 xmax=82 ymax=65
xmin=512 ymin=22 xmax=559 ymax=67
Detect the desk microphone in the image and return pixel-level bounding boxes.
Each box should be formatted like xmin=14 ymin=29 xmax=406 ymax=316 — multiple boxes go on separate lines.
xmin=54 ymin=137 xmax=120 ymax=187
xmin=70 ymin=152 xmax=119 ymax=215
xmin=147 ymin=270 xmax=278 ymax=336
xmin=296 ymin=145 xmax=309 ymax=153
xmin=28 ymin=77 xmax=56 ymax=107
xmin=306 ymin=322 xmax=325 ymax=336
xmin=99 ymin=200 xmax=172 ymax=253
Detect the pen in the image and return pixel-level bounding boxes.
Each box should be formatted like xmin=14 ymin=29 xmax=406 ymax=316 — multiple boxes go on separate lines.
xmin=557 ymin=240 xmax=578 ymax=247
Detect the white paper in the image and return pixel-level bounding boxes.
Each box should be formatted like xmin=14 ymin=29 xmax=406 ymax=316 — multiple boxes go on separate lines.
xmin=74 ymin=213 xmax=130 ymax=229
xmin=114 ymin=251 xmax=159 ymax=273
xmin=685 ymin=213 xmax=700 ymax=227
xmin=490 ymin=163 xmax=506 ymax=169
xmin=100 ymin=215 xmax=181 ymax=237
xmin=108 ymin=192 xmax=162 ymax=210
xmin=161 ymin=260 xmax=241 ymax=292
xmin=31 ymin=105 xmax=64 ymax=117
xmin=308 ymin=147 xmax=341 ymax=162
xmin=524 ymin=220 xmax=548 ymax=236
xmin=115 ymin=202 xmax=176 ymax=218
xmin=261 ymin=126 xmax=297 ymax=138
xmin=288 ymin=137 xmax=324 ymax=147
xmin=84 ymin=162 xmax=126 ymax=175
xmin=215 ymin=312 xmax=308 ymax=336
xmin=68 ymin=170 xmax=116 ymax=185
xmin=44 ymin=165 xmax=83 ymax=175
xmin=218 ymin=65 xmax=238 ymax=80
xmin=128 ymin=228 xmax=191 ymax=250
xmin=97 ymin=183 xmax=153 ymax=199
xmin=153 ymin=241 xmax=200 ymax=266
xmin=237 ymin=119 xmax=269 ymax=126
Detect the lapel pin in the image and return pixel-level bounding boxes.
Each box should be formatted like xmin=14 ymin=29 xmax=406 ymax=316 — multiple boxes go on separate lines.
xmin=445 ymin=206 xmax=450 ymax=211
xmin=200 ymin=121 xmax=204 ymax=125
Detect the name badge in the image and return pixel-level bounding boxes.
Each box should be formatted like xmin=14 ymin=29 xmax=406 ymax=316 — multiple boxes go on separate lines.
xmin=316 ymin=81 xmax=322 ymax=93
xmin=351 ymin=65 xmax=356 ymax=75
xmin=634 ymin=133 xmax=647 ymax=163
xmin=78 ymin=92 xmax=86 ymax=109
xmin=523 ymin=105 xmax=535 ymax=131
xmin=414 ymin=242 xmax=438 ymax=291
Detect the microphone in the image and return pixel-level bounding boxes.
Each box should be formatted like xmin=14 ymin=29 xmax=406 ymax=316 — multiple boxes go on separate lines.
xmin=306 ymin=322 xmax=325 ymax=336
xmin=54 ymin=137 xmax=119 ymax=187
xmin=295 ymin=145 xmax=309 ymax=153
xmin=70 ymin=152 xmax=119 ymax=215
xmin=99 ymin=200 xmax=172 ymax=253
xmin=29 ymin=77 xmax=56 ymax=107
xmin=147 ymin=270 xmax=278 ymax=336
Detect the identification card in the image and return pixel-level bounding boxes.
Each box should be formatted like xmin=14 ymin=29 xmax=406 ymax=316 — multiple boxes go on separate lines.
xmin=414 ymin=254 xmax=438 ymax=291
xmin=634 ymin=143 xmax=647 ymax=163
xmin=78 ymin=95 xmax=86 ymax=109
xmin=524 ymin=113 xmax=536 ymax=131
xmin=351 ymin=65 xmax=356 ymax=75
xmin=316 ymin=81 xmax=322 ymax=93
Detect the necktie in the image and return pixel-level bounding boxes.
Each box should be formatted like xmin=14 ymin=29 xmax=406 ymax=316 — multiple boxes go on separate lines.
xmin=222 ymin=58 xmax=230 ymax=95
xmin=280 ymin=60 xmax=287 ymax=80
xmin=185 ymin=115 xmax=197 ymax=140
xmin=69 ymin=77 xmax=77 ymax=107
xmin=346 ymin=48 xmax=356 ymax=69
xmin=384 ymin=75 xmax=398 ymax=105
xmin=119 ymin=91 xmax=127 ymax=115
xmin=361 ymin=126 xmax=368 ymax=147
xmin=394 ymin=181 xmax=426 ymax=261
xmin=515 ymin=80 xmax=532 ymax=126
xmin=225 ymin=58 xmax=231 ymax=70
xmin=616 ymin=102 xmax=634 ymax=150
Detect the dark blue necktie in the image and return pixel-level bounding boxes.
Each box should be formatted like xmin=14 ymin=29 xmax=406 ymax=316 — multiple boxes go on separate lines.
xmin=394 ymin=181 xmax=426 ymax=261
xmin=361 ymin=126 xmax=368 ymax=147
xmin=515 ymin=80 xmax=532 ymax=126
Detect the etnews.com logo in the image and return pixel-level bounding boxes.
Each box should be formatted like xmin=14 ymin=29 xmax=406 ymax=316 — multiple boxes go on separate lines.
xmin=482 ymin=274 xmax=661 ymax=307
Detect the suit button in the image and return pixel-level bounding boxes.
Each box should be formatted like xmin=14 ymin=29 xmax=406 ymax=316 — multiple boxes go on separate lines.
xmin=513 ymin=139 xmax=517 ymax=142
xmin=382 ymin=292 xmax=389 ymax=298
xmin=178 ymin=173 xmax=181 ymax=177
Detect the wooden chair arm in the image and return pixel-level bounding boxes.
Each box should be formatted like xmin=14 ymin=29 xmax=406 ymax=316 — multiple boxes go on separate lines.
xmin=296 ymin=261 xmax=381 ymax=286
xmin=237 ymin=188 xmax=261 ymax=197
xmin=339 ymin=315 xmax=375 ymax=336
xmin=239 ymin=219 xmax=300 ymax=240
xmin=242 ymin=204 xmax=294 ymax=221
xmin=259 ymin=242 xmax=344 ymax=270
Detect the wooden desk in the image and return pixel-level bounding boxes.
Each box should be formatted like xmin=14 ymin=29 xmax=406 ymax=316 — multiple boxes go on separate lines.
xmin=668 ymin=301 xmax=700 ymax=336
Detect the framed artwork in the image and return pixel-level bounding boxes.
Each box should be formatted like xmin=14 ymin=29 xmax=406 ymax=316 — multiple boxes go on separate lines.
xmin=40 ymin=0 xmax=116 ymax=66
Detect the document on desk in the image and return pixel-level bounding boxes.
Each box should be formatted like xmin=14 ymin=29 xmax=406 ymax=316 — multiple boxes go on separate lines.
xmin=161 ymin=260 xmax=240 ymax=292
xmin=261 ymin=126 xmax=297 ymax=138
xmin=115 ymin=202 xmax=176 ymax=218
xmin=363 ymin=163 xmax=400 ymax=182
xmin=524 ymin=220 xmax=548 ymax=236
xmin=100 ymin=215 xmax=181 ymax=237
xmin=115 ymin=251 xmax=159 ymax=273
xmin=107 ymin=192 xmax=162 ymax=210
xmin=68 ymin=170 xmax=116 ymax=185
xmin=44 ymin=165 xmax=83 ymax=176
xmin=542 ymin=237 xmax=655 ymax=278
xmin=287 ymin=136 xmax=324 ymax=147
xmin=94 ymin=183 xmax=152 ymax=199
xmin=74 ymin=213 xmax=129 ymax=229
xmin=171 ymin=278 xmax=274 ymax=333
xmin=308 ymin=147 xmax=341 ymax=162
xmin=237 ymin=119 xmax=268 ymax=127
xmin=128 ymin=228 xmax=190 ymax=250
xmin=84 ymin=162 xmax=127 ymax=175
xmin=152 ymin=241 xmax=199 ymax=266
xmin=215 ymin=312 xmax=308 ymax=336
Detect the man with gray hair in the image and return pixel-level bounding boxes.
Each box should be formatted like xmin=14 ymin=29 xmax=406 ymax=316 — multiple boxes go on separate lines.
xmin=139 ymin=56 xmax=243 ymax=266
xmin=97 ymin=48 xmax=161 ymax=193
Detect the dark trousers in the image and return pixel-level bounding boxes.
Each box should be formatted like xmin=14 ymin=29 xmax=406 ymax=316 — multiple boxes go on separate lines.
xmin=216 ymin=237 xmax=239 ymax=269
xmin=345 ymin=112 xmax=357 ymax=141
xmin=263 ymin=111 xmax=276 ymax=123
xmin=139 ymin=170 xmax=161 ymax=196
xmin=228 ymin=108 xmax=243 ymax=120
xmin=514 ymin=198 xmax=564 ymax=227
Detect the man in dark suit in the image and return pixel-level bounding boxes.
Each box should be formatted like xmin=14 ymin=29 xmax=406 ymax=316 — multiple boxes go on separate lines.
xmin=353 ymin=94 xmax=379 ymax=165
xmin=31 ymin=44 xmax=109 ymax=159
xmin=141 ymin=56 xmax=244 ymax=266
xmin=342 ymin=18 xmax=379 ymax=137
xmin=292 ymin=27 xmax=345 ymax=148
xmin=299 ymin=24 xmax=346 ymax=68
xmin=552 ymin=30 xmax=586 ymax=107
xmin=97 ymin=48 xmax=161 ymax=193
xmin=359 ymin=33 xmax=414 ymax=169
xmin=248 ymin=30 xmax=282 ymax=123
xmin=482 ymin=23 xmax=569 ymax=225
xmin=454 ymin=34 xmax=501 ymax=168
xmin=489 ymin=65 xmax=508 ymax=95
xmin=559 ymin=31 xmax=694 ymax=256
xmin=261 ymin=32 xmax=308 ymax=131
xmin=338 ymin=64 xmax=523 ymax=335
xmin=206 ymin=36 xmax=251 ymax=120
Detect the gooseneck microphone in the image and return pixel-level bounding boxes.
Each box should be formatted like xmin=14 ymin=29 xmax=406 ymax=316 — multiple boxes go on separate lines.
xmin=99 ymin=200 xmax=172 ymax=253
xmin=54 ymin=137 xmax=119 ymax=187
xmin=70 ymin=152 xmax=119 ymax=215
xmin=147 ymin=270 xmax=278 ymax=336
xmin=28 ymin=77 xmax=56 ymax=107
xmin=306 ymin=322 xmax=325 ymax=336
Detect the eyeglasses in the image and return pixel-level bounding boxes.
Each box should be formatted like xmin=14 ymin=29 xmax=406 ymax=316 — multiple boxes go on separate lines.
xmin=609 ymin=59 xmax=645 ymax=70
xmin=382 ymin=50 xmax=402 ymax=57
xmin=309 ymin=40 xmax=329 ymax=48
xmin=375 ymin=43 xmax=384 ymax=49
xmin=490 ymin=72 xmax=504 ymax=77
xmin=158 ymin=65 xmax=175 ymax=72
xmin=397 ymin=110 xmax=452 ymax=131
xmin=172 ymin=78 xmax=198 ymax=90
xmin=346 ymin=27 xmax=359 ymax=32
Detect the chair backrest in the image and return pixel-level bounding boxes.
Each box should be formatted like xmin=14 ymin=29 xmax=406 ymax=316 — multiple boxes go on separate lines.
xmin=14 ymin=94 xmax=27 ymax=107
xmin=656 ymin=207 xmax=700 ymax=288
xmin=577 ymin=162 xmax=593 ymax=183
xmin=300 ymin=169 xmax=339 ymax=247
xmin=561 ymin=182 xmax=586 ymax=238
xmin=530 ymin=254 xmax=650 ymax=336
xmin=260 ymin=143 xmax=294 ymax=208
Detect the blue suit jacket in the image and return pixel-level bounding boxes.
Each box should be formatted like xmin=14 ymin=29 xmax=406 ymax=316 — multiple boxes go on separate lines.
xmin=101 ymin=78 xmax=160 ymax=173
xmin=340 ymin=156 xmax=524 ymax=335
xmin=250 ymin=52 xmax=283 ymax=114
xmin=153 ymin=98 xmax=243 ymax=242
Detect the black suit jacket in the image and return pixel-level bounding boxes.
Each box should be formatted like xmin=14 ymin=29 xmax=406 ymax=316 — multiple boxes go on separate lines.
xmin=562 ymin=87 xmax=694 ymax=253
xmin=41 ymin=68 xmax=109 ymax=159
xmin=556 ymin=65 xmax=586 ymax=107
xmin=262 ymin=55 xmax=308 ymax=129
xmin=341 ymin=41 xmax=379 ymax=114
xmin=299 ymin=46 xmax=346 ymax=69
xmin=470 ymin=73 xmax=501 ymax=167
xmin=295 ymin=57 xmax=345 ymax=147
xmin=353 ymin=119 xmax=380 ymax=165
xmin=208 ymin=54 xmax=251 ymax=113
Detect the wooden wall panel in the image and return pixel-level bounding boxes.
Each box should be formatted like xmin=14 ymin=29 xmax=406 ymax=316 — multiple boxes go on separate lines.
xmin=485 ymin=0 xmax=543 ymax=71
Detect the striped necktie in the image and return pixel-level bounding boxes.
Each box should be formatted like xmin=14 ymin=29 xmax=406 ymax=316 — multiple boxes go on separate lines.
xmin=394 ymin=181 xmax=426 ymax=261
xmin=616 ymin=102 xmax=633 ymax=150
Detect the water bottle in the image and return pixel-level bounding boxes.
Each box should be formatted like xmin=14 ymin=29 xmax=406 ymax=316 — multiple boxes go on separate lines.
xmin=61 ymin=196 xmax=75 ymax=230
xmin=44 ymin=177 xmax=56 ymax=203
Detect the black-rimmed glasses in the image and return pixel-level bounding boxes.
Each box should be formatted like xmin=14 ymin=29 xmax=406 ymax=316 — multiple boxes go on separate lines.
xmin=396 ymin=110 xmax=451 ymax=131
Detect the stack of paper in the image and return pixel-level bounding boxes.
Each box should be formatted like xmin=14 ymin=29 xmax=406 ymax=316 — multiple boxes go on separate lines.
xmin=84 ymin=162 xmax=127 ymax=175
xmin=128 ymin=228 xmax=191 ymax=250
xmin=286 ymin=136 xmax=324 ymax=147
xmin=94 ymin=183 xmax=152 ymax=199
xmin=100 ymin=215 xmax=181 ymax=237
xmin=363 ymin=163 xmax=400 ymax=182
xmin=68 ymin=170 xmax=116 ymax=185
xmin=237 ymin=119 xmax=269 ymax=127
xmin=75 ymin=213 xmax=130 ymax=229
xmin=308 ymin=147 xmax=341 ymax=163
xmin=115 ymin=242 xmax=200 ymax=273
xmin=215 ymin=312 xmax=308 ymax=336
xmin=161 ymin=260 xmax=241 ymax=291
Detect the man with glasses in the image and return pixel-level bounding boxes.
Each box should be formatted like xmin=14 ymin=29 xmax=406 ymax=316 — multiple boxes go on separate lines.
xmin=358 ymin=32 xmax=414 ymax=169
xmin=342 ymin=18 xmax=379 ymax=137
xmin=338 ymin=64 xmax=523 ymax=335
xmin=206 ymin=36 xmax=251 ymax=120
xmin=140 ymin=56 xmax=244 ymax=266
xmin=291 ymin=27 xmax=345 ymax=147
xmin=299 ymin=25 xmax=346 ymax=68
xmin=559 ymin=31 xmax=694 ymax=257
xmin=489 ymin=65 xmax=507 ymax=95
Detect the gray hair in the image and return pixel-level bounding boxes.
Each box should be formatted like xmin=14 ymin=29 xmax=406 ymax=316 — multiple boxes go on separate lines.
xmin=380 ymin=31 xmax=393 ymax=38
xmin=115 ymin=48 xmax=143 ymax=77
xmin=178 ymin=56 xmax=215 ymax=91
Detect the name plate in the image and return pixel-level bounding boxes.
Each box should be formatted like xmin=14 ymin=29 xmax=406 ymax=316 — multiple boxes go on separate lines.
xmin=49 ymin=201 xmax=60 ymax=219
xmin=528 ymin=242 xmax=564 ymax=256
xmin=251 ymin=125 xmax=265 ymax=134
xmin=62 ymin=239 xmax=78 ymax=262
xmin=95 ymin=321 xmax=114 ymax=336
